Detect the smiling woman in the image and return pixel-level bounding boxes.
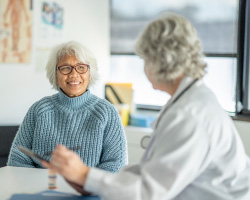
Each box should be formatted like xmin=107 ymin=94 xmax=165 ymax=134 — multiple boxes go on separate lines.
xmin=7 ymin=41 xmax=128 ymax=176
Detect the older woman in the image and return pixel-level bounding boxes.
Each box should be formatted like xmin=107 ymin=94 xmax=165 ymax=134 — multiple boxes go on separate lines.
xmin=42 ymin=13 xmax=250 ymax=200
xmin=7 ymin=41 xmax=127 ymax=173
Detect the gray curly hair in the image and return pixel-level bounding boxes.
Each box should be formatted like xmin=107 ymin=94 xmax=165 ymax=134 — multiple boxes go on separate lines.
xmin=135 ymin=12 xmax=207 ymax=83
xmin=46 ymin=41 xmax=99 ymax=90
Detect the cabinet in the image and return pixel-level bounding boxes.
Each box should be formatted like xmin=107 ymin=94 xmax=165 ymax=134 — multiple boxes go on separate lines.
xmin=124 ymin=126 xmax=153 ymax=164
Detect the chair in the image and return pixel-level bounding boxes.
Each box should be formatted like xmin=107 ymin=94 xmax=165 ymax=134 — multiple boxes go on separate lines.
xmin=0 ymin=126 xmax=19 ymax=167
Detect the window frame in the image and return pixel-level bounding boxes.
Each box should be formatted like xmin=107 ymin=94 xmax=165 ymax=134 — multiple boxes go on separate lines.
xmin=236 ymin=0 xmax=250 ymax=117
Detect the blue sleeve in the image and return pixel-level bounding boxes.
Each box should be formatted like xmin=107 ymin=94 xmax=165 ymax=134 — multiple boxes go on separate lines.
xmin=96 ymin=106 xmax=128 ymax=173
xmin=7 ymin=105 xmax=36 ymax=168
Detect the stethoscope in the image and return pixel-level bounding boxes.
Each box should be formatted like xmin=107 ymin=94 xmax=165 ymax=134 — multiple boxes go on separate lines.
xmin=141 ymin=78 xmax=199 ymax=162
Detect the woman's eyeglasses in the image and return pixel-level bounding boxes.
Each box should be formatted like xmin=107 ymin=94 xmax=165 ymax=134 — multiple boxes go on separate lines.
xmin=57 ymin=64 xmax=90 ymax=75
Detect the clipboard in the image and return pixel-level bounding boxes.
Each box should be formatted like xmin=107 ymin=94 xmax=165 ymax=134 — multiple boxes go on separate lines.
xmin=18 ymin=146 xmax=49 ymax=162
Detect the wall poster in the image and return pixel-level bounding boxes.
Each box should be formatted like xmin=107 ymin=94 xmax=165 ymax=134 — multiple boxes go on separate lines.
xmin=0 ymin=0 xmax=32 ymax=63
xmin=38 ymin=1 xmax=64 ymax=47
xmin=35 ymin=0 xmax=65 ymax=72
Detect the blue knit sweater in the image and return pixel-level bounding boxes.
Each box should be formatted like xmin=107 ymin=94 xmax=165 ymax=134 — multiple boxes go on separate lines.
xmin=7 ymin=89 xmax=127 ymax=172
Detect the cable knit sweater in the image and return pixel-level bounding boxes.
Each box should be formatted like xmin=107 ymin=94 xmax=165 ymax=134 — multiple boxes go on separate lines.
xmin=7 ymin=89 xmax=127 ymax=172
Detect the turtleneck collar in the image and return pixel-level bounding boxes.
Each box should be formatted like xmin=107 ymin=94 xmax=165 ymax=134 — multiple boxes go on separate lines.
xmin=58 ymin=88 xmax=91 ymax=110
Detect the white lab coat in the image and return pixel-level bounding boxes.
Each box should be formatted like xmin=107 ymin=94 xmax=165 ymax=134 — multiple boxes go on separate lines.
xmin=85 ymin=77 xmax=250 ymax=200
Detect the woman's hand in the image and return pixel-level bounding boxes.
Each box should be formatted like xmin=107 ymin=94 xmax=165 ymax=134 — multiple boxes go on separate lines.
xmin=41 ymin=145 xmax=90 ymax=186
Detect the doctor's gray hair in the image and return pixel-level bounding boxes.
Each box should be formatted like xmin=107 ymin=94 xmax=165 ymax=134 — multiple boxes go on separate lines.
xmin=46 ymin=41 xmax=99 ymax=90
xmin=135 ymin=13 xmax=207 ymax=83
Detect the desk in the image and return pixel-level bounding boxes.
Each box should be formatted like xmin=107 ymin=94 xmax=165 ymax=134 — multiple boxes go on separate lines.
xmin=0 ymin=166 xmax=98 ymax=200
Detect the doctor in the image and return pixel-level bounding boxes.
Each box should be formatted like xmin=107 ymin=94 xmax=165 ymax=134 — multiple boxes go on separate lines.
xmin=42 ymin=13 xmax=250 ymax=200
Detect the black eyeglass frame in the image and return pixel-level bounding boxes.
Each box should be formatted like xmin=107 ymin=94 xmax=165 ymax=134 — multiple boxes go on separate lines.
xmin=57 ymin=64 xmax=90 ymax=75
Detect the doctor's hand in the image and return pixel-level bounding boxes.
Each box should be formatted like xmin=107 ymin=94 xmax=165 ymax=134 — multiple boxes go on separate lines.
xmin=41 ymin=145 xmax=90 ymax=187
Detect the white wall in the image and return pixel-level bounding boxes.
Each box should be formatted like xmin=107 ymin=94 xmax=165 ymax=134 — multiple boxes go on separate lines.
xmin=0 ymin=0 xmax=110 ymax=125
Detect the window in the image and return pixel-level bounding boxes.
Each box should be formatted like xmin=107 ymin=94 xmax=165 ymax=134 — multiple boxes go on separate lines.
xmin=109 ymin=55 xmax=170 ymax=107
xmin=110 ymin=0 xmax=239 ymax=113
xmin=110 ymin=56 xmax=237 ymax=112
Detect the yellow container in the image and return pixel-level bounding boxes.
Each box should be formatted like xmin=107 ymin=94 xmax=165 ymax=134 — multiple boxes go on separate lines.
xmin=115 ymin=104 xmax=130 ymax=126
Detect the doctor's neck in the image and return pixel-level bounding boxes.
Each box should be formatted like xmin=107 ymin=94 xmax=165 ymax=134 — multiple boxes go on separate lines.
xmin=159 ymin=75 xmax=184 ymax=96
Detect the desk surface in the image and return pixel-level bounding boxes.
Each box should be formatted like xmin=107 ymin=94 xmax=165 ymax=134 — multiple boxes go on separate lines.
xmin=0 ymin=166 xmax=81 ymax=199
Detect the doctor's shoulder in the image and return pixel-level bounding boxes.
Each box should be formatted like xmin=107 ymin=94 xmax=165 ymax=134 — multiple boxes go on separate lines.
xmin=169 ymin=86 xmax=222 ymax=121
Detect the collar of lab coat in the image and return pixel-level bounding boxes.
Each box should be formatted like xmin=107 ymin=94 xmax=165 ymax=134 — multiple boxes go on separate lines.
xmin=151 ymin=76 xmax=198 ymax=129
xmin=170 ymin=76 xmax=196 ymax=103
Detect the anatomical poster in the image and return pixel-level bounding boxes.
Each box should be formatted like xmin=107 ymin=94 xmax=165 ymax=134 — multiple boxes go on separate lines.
xmin=0 ymin=0 xmax=32 ymax=63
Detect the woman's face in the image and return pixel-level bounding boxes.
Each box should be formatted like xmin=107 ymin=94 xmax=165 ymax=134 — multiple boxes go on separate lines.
xmin=56 ymin=55 xmax=90 ymax=97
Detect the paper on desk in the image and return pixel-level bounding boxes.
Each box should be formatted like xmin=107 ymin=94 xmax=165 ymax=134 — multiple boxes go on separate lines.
xmin=9 ymin=190 xmax=100 ymax=200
